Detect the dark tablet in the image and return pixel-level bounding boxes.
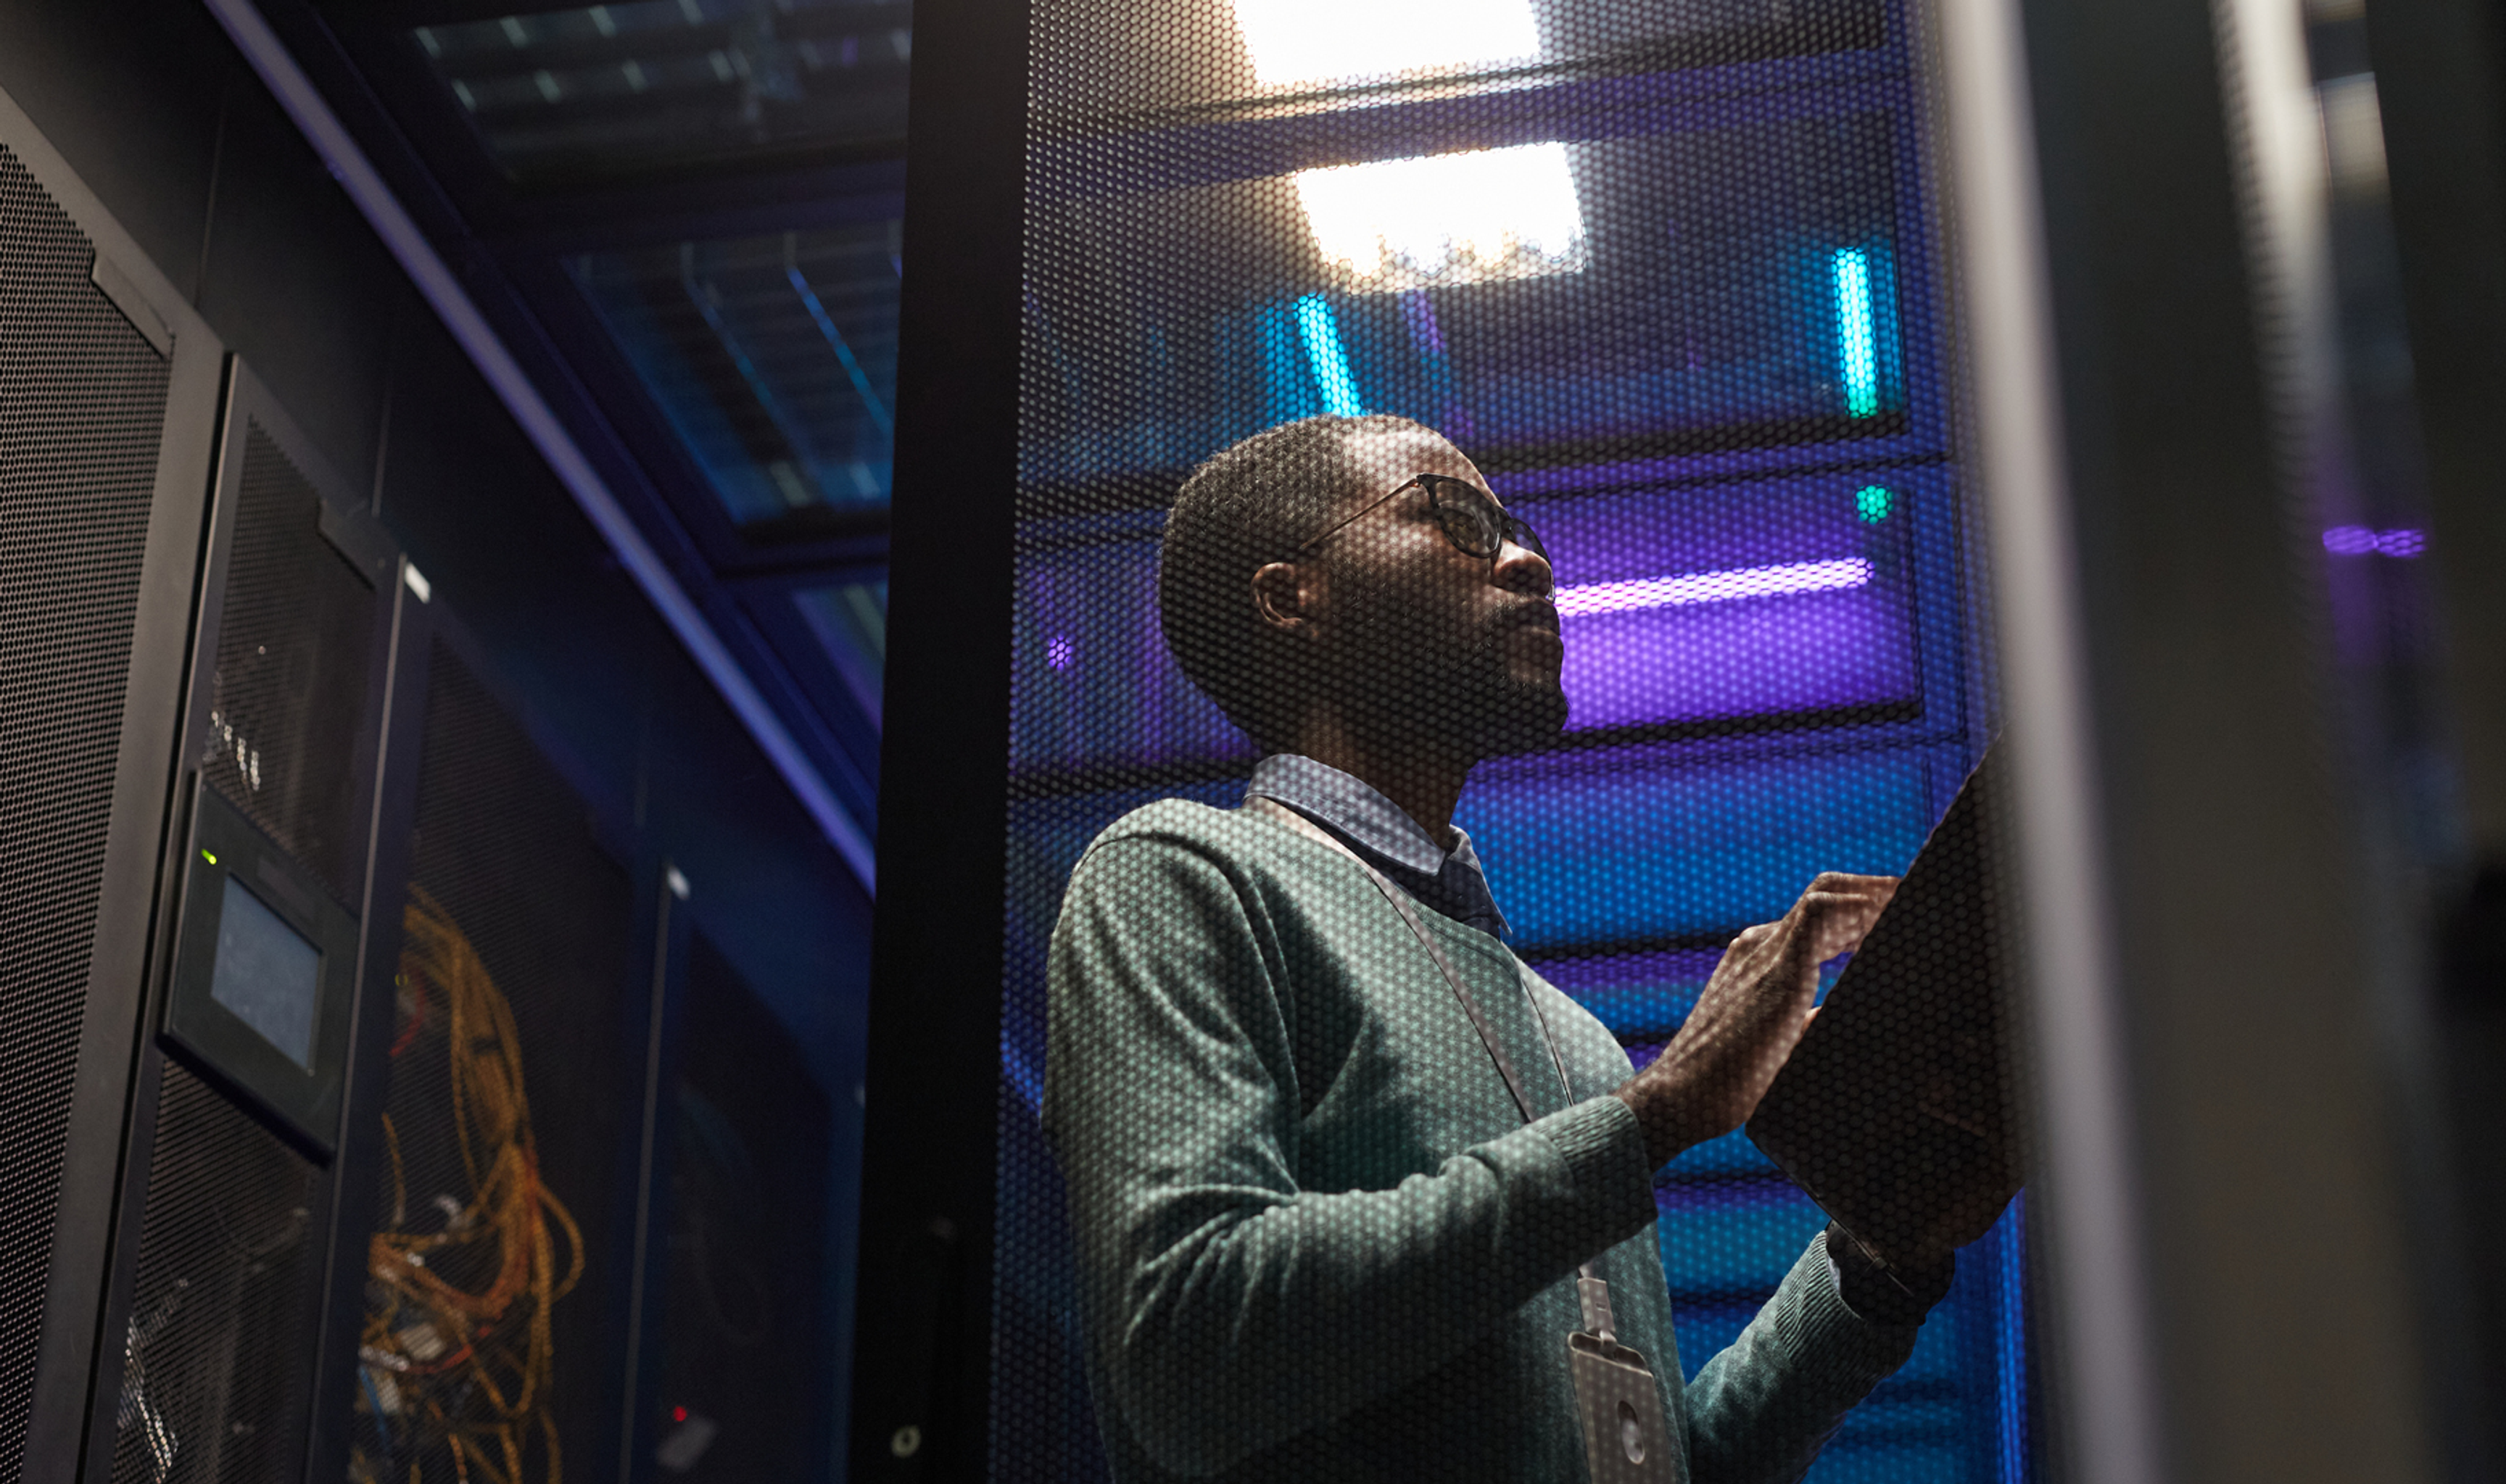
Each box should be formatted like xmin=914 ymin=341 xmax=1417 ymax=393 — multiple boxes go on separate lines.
xmin=1745 ymin=745 xmax=2027 ymax=1273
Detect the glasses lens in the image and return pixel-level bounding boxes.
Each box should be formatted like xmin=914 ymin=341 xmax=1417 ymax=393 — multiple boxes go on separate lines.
xmin=1426 ymin=477 xmax=1502 ymax=556
xmin=1505 ymin=513 xmax=1550 ymax=566
xmin=1427 ymin=476 xmax=1548 ymax=565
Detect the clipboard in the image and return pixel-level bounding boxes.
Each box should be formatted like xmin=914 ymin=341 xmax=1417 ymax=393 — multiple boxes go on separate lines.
xmin=1745 ymin=746 xmax=2027 ymax=1273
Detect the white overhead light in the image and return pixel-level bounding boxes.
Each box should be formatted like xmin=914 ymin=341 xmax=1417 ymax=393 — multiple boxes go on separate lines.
xmin=1294 ymin=143 xmax=1587 ymax=294
xmin=1228 ymin=0 xmax=1539 ymax=87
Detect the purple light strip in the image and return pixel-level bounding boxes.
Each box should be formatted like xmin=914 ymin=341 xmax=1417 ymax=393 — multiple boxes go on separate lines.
xmin=1553 ymin=557 xmax=1875 ymax=618
xmin=2322 ymin=526 xmax=2425 ymax=557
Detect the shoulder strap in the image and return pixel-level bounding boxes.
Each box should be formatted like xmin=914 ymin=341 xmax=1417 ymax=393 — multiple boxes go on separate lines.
xmin=1244 ymin=796 xmax=1543 ymax=1124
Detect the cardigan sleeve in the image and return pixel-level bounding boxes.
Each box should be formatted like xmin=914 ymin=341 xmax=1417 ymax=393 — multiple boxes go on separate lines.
xmin=1682 ymin=1233 xmax=1928 ymax=1484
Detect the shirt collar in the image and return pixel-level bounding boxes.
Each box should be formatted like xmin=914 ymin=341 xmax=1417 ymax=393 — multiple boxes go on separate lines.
xmin=1245 ymin=754 xmax=1448 ymax=873
xmin=1242 ymin=754 xmax=1508 ymax=937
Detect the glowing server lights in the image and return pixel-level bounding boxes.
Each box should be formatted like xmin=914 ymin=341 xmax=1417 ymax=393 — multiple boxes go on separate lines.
xmin=1294 ymin=297 xmax=1365 ymax=415
xmin=1227 ymin=0 xmax=1539 ymax=87
xmin=2322 ymin=525 xmax=2426 ymax=557
xmin=1553 ymin=557 xmax=1877 ymax=618
xmin=1294 ymin=144 xmax=1588 ymax=294
xmin=1832 ymin=247 xmax=1881 ymax=418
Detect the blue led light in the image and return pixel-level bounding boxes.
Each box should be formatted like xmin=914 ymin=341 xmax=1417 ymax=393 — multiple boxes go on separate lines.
xmin=1997 ymin=1193 xmax=2030 ymax=1484
xmin=1833 ymin=248 xmax=1880 ymax=418
xmin=1294 ymin=295 xmax=1364 ymax=416
xmin=1856 ymin=484 xmax=1892 ymax=523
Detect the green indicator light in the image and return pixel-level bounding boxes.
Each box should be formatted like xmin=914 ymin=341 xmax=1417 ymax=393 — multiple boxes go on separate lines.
xmin=1856 ymin=485 xmax=1893 ymax=523
xmin=200 ymin=848 xmax=218 ymax=866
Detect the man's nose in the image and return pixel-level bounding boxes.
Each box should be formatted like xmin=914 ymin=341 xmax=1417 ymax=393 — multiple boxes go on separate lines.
xmin=1492 ymin=539 xmax=1553 ymax=598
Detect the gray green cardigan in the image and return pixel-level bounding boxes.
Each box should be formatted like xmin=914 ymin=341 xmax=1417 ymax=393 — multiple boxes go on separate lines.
xmin=1043 ymin=800 xmax=1921 ymax=1483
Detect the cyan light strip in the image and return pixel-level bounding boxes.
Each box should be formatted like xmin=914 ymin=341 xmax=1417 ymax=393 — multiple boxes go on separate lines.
xmin=1294 ymin=295 xmax=1364 ymax=415
xmin=1833 ymin=247 xmax=1880 ymax=418
xmin=1553 ymin=557 xmax=1874 ymax=618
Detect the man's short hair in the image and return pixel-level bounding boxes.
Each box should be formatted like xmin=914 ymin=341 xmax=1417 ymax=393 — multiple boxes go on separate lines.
xmin=1159 ymin=413 xmax=1432 ymax=750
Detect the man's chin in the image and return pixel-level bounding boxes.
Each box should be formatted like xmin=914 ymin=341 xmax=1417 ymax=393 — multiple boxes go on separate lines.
xmin=1476 ymin=686 xmax=1569 ymax=753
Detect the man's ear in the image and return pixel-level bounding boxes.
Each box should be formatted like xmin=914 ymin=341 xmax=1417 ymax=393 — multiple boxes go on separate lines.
xmin=1251 ymin=559 xmax=1326 ymax=640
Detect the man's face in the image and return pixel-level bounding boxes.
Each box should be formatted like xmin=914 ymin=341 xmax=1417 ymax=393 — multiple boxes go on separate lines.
xmin=1310 ymin=428 xmax=1567 ymax=753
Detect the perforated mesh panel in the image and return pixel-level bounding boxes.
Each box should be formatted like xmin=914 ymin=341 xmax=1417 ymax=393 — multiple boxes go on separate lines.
xmin=650 ymin=934 xmax=834 ymax=1480
xmin=110 ymin=1062 xmax=326 ymax=1484
xmin=201 ymin=426 xmax=376 ymax=907
xmin=346 ymin=645 xmax=634 ymax=1484
xmin=1000 ymin=4 xmax=2030 ymax=1480
xmin=0 ymin=144 xmax=173 ymax=1472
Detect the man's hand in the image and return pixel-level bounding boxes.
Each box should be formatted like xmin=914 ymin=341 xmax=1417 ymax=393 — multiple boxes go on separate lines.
xmin=1613 ymin=873 xmax=1898 ymax=1168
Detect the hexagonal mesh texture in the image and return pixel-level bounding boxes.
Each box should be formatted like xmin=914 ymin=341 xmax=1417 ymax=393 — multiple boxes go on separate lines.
xmin=109 ymin=1061 xmax=326 ymax=1484
xmin=0 ymin=143 xmax=172 ymax=1474
xmin=199 ymin=424 xmax=376 ymax=908
xmin=343 ymin=644 xmax=635 ymax=1484
xmin=648 ymin=933 xmax=835 ymax=1480
xmin=996 ymin=2 xmax=2030 ymax=1481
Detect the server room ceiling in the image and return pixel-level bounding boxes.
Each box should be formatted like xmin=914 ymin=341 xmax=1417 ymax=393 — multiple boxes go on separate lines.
xmin=276 ymin=0 xmax=1919 ymax=842
xmin=405 ymin=0 xmax=911 ymax=184
xmin=286 ymin=0 xmax=909 ymax=829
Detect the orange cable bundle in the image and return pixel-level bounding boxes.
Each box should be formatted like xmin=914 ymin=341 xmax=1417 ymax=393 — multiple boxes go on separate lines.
xmin=352 ymin=888 xmax=584 ymax=1484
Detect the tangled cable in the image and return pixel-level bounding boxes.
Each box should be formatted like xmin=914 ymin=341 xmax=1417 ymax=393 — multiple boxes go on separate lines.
xmin=352 ymin=888 xmax=584 ymax=1484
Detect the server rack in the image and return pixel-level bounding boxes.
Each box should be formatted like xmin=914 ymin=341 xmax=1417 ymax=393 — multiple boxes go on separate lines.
xmin=0 ymin=78 xmax=699 ymax=1484
xmin=78 ymin=365 xmax=413 ymax=1484
xmin=323 ymin=602 xmax=663 ymax=1484
xmin=0 ymin=77 xmax=243 ymax=1484
xmin=639 ymin=930 xmax=841 ymax=1483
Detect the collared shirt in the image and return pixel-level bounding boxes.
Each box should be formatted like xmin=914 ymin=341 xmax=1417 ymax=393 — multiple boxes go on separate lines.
xmin=1242 ymin=753 xmax=1510 ymax=940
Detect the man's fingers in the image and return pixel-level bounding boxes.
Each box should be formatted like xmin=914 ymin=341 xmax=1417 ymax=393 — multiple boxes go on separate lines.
xmin=1730 ymin=921 xmax=1780 ymax=952
xmin=1806 ymin=871 xmax=1900 ymax=897
xmin=1702 ymin=921 xmax=1782 ymax=993
xmin=1791 ymin=878 xmax=1898 ymax=962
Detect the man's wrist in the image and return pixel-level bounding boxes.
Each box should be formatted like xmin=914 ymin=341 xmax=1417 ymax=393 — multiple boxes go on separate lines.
xmin=1613 ymin=1079 xmax=1698 ymax=1169
xmin=1824 ymin=1223 xmax=1953 ymax=1326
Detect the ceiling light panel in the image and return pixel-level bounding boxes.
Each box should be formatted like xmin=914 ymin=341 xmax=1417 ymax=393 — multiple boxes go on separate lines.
xmin=1294 ymin=143 xmax=1587 ymax=293
xmin=1227 ymin=0 xmax=1540 ymax=87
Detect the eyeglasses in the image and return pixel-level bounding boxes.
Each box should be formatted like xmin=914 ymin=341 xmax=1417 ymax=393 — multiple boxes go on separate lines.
xmin=1290 ymin=473 xmax=1551 ymax=568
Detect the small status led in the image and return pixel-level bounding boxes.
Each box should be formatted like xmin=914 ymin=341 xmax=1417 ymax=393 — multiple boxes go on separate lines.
xmin=1856 ymin=486 xmax=1893 ymax=523
xmin=200 ymin=849 xmax=218 ymax=866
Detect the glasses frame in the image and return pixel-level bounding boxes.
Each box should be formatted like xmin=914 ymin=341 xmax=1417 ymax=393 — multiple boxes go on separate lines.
xmin=1288 ymin=473 xmax=1551 ymax=568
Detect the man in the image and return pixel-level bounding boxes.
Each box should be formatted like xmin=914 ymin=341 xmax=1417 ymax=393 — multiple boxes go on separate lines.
xmin=1043 ymin=413 xmax=2001 ymax=1482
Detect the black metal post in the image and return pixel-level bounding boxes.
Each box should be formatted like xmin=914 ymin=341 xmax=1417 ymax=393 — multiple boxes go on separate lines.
xmin=848 ymin=0 xmax=1030 ymax=1475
